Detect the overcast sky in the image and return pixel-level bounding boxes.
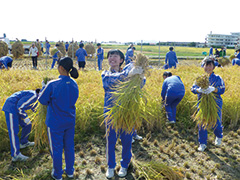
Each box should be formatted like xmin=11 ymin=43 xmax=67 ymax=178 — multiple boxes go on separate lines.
xmin=1 ymin=0 xmax=239 ymax=43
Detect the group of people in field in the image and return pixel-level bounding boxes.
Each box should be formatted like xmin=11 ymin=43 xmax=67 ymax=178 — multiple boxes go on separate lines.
xmin=1 ymin=43 xmax=239 ymax=179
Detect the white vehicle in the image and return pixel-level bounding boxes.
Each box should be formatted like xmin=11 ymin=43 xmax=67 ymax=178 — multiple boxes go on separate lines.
xmin=0 ymin=34 xmax=31 ymax=54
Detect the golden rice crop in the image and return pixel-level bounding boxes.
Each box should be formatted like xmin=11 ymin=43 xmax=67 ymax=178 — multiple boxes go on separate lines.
xmin=229 ymin=54 xmax=235 ymax=61
xmin=218 ymin=57 xmax=230 ymax=66
xmin=68 ymin=42 xmax=79 ymax=58
xmin=12 ymin=41 xmax=24 ymax=59
xmin=193 ymin=74 xmax=220 ymax=129
xmin=85 ymin=43 xmax=95 ymax=55
xmin=103 ymin=53 xmax=149 ymax=134
xmin=50 ymin=48 xmax=59 ymax=56
xmin=35 ymin=42 xmax=42 ymax=56
xmin=0 ymin=41 xmax=8 ymax=57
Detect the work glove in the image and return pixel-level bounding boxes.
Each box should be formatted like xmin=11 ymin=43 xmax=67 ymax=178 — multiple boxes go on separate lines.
xmin=42 ymin=80 xmax=46 ymax=88
xmin=204 ymin=86 xmax=216 ymax=94
xmin=129 ymin=66 xmax=144 ymax=77
xmin=24 ymin=118 xmax=31 ymax=124
xmin=196 ymin=88 xmax=206 ymax=94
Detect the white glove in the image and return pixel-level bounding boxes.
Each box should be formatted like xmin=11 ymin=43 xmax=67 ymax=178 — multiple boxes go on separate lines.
xmin=204 ymin=86 xmax=215 ymax=94
xmin=129 ymin=66 xmax=144 ymax=77
xmin=196 ymin=88 xmax=205 ymax=93
xmin=24 ymin=118 xmax=31 ymax=124
xmin=42 ymin=80 xmax=46 ymax=88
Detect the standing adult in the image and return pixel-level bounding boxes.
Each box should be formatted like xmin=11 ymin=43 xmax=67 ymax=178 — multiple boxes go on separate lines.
xmin=0 ymin=56 xmax=13 ymax=70
xmin=209 ymin=46 xmax=213 ymax=56
xmin=97 ymin=43 xmax=104 ymax=70
xmin=161 ymin=71 xmax=185 ymax=124
xmin=125 ymin=47 xmax=135 ymax=65
xmin=75 ymin=43 xmax=88 ymax=71
xmin=191 ymin=58 xmax=225 ymax=152
xmin=38 ymin=57 xmax=79 ymax=180
xmin=29 ymin=43 xmax=38 ymax=69
xmin=165 ymin=47 xmax=178 ymax=69
xmin=2 ymin=89 xmax=40 ymax=161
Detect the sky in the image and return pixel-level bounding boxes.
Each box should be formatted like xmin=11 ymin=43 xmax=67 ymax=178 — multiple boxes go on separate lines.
xmin=1 ymin=0 xmax=239 ymax=43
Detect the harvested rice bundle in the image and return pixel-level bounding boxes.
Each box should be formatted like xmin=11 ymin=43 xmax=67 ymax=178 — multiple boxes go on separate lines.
xmin=35 ymin=42 xmax=42 ymax=56
xmin=32 ymin=76 xmax=54 ymax=149
xmin=229 ymin=54 xmax=236 ymax=61
xmin=104 ymin=53 xmax=149 ymax=134
xmin=193 ymin=74 xmax=219 ymax=129
xmin=12 ymin=41 xmax=24 ymax=59
xmin=218 ymin=57 xmax=230 ymax=66
xmin=57 ymin=41 xmax=66 ymax=57
xmin=0 ymin=41 xmax=8 ymax=57
xmin=85 ymin=43 xmax=95 ymax=55
xmin=68 ymin=42 xmax=79 ymax=58
xmin=51 ymin=47 xmax=59 ymax=56
xmin=133 ymin=159 xmax=184 ymax=180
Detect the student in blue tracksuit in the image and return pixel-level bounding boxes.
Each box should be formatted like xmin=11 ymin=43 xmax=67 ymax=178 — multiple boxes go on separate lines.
xmin=45 ymin=40 xmax=51 ymax=55
xmin=232 ymin=49 xmax=240 ymax=66
xmin=165 ymin=47 xmax=178 ymax=69
xmin=161 ymin=71 xmax=185 ymax=124
xmin=2 ymin=89 xmax=40 ymax=161
xmin=0 ymin=56 xmax=13 ymax=70
xmin=97 ymin=43 xmax=104 ymax=70
xmin=191 ymin=58 xmax=225 ymax=152
xmin=65 ymin=42 xmax=69 ymax=52
xmin=51 ymin=44 xmax=62 ymax=69
xmin=125 ymin=47 xmax=135 ymax=65
xmin=102 ymin=49 xmax=144 ymax=178
xmin=209 ymin=46 xmax=213 ymax=56
xmin=38 ymin=57 xmax=79 ymax=180
xmin=75 ymin=43 xmax=88 ymax=70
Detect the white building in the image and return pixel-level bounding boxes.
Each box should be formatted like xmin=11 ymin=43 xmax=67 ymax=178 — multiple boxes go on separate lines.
xmin=207 ymin=32 xmax=240 ymax=48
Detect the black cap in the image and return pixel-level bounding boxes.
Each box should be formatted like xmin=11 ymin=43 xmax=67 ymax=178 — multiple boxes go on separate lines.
xmin=59 ymin=57 xmax=73 ymax=72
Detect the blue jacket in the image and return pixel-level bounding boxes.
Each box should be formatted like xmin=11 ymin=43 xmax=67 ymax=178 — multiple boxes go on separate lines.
xmin=209 ymin=47 xmax=213 ymax=56
xmin=125 ymin=49 xmax=134 ymax=64
xmin=46 ymin=43 xmax=51 ymax=52
xmin=236 ymin=52 xmax=240 ymax=59
xmin=191 ymin=72 xmax=225 ymax=108
xmin=165 ymin=51 xmax=178 ymax=65
xmin=97 ymin=47 xmax=104 ymax=60
xmin=161 ymin=76 xmax=185 ymax=100
xmin=232 ymin=58 xmax=240 ymax=66
xmin=38 ymin=75 xmax=79 ymax=130
xmin=0 ymin=56 xmax=13 ymax=69
xmin=75 ymin=48 xmax=88 ymax=62
xmin=65 ymin=43 xmax=69 ymax=50
xmin=2 ymin=90 xmax=38 ymax=119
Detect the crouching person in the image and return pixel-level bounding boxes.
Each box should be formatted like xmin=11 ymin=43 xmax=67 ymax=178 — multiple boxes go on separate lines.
xmin=2 ymin=89 xmax=40 ymax=161
xmin=38 ymin=57 xmax=79 ymax=180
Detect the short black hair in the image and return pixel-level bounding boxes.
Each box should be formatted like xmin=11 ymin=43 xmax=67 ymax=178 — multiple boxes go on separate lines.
xmin=169 ymin=47 xmax=174 ymax=51
xmin=35 ymin=88 xmax=41 ymax=94
xmin=107 ymin=49 xmax=125 ymax=66
xmin=205 ymin=59 xmax=215 ymax=67
xmin=97 ymin=43 xmax=101 ymax=46
xmin=7 ymin=61 xmax=12 ymax=68
xmin=163 ymin=71 xmax=172 ymax=77
xmin=132 ymin=47 xmax=136 ymax=50
xmin=79 ymin=43 xmax=84 ymax=48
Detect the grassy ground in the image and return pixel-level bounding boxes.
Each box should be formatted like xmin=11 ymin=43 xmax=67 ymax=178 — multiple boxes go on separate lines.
xmin=0 ymin=57 xmax=239 ymax=180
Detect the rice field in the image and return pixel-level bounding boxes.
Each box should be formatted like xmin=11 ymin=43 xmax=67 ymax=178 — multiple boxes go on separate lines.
xmin=0 ymin=52 xmax=240 ymax=179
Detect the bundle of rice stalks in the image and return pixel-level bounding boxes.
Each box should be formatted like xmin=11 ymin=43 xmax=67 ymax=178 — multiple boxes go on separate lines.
xmin=133 ymin=159 xmax=184 ymax=180
xmin=68 ymin=42 xmax=79 ymax=58
xmin=0 ymin=41 xmax=8 ymax=57
xmin=229 ymin=54 xmax=236 ymax=61
xmin=104 ymin=53 xmax=149 ymax=134
xmin=35 ymin=42 xmax=42 ymax=56
xmin=57 ymin=41 xmax=66 ymax=57
xmin=193 ymin=74 xmax=220 ymax=129
xmin=51 ymin=47 xmax=59 ymax=56
xmin=32 ymin=76 xmax=54 ymax=149
xmin=218 ymin=57 xmax=230 ymax=66
xmin=12 ymin=41 xmax=24 ymax=59
xmin=85 ymin=43 xmax=95 ymax=55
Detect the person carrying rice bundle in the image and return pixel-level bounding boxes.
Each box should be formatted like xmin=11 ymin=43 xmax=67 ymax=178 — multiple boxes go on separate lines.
xmin=161 ymin=71 xmax=185 ymax=124
xmin=232 ymin=49 xmax=240 ymax=66
xmin=102 ymin=49 xmax=145 ymax=178
xmin=165 ymin=47 xmax=178 ymax=69
xmin=51 ymin=44 xmax=62 ymax=69
xmin=0 ymin=56 xmax=13 ymax=70
xmin=191 ymin=57 xmax=225 ymax=152
xmin=2 ymin=89 xmax=40 ymax=161
xmin=38 ymin=57 xmax=79 ymax=180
